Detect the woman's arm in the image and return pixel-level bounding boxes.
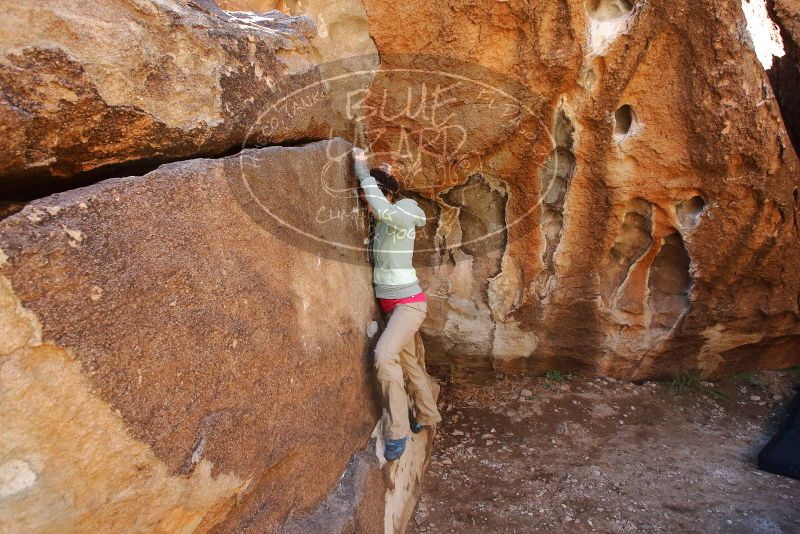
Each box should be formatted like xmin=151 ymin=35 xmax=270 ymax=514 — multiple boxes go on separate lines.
xmin=353 ymin=147 xmax=424 ymax=229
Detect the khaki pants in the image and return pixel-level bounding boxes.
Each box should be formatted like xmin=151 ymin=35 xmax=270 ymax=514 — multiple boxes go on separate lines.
xmin=374 ymin=301 xmax=442 ymax=440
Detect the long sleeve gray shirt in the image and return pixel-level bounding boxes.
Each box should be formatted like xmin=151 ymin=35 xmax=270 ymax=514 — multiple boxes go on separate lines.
xmin=354 ymin=158 xmax=426 ymax=299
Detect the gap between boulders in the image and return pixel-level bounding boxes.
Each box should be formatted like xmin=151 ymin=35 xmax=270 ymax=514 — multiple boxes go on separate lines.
xmin=0 ymin=137 xmax=332 ymax=219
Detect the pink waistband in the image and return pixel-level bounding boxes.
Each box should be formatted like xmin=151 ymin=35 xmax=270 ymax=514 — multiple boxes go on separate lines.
xmin=378 ymin=292 xmax=426 ymax=314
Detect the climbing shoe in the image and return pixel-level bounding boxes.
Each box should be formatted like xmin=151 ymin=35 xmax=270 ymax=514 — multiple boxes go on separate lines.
xmin=410 ymin=419 xmax=425 ymax=434
xmin=409 ymin=410 xmax=426 ymax=434
xmin=384 ymin=436 xmax=407 ymax=461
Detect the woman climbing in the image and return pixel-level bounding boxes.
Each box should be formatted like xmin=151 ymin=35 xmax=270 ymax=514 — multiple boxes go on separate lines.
xmin=352 ymin=146 xmax=442 ymax=461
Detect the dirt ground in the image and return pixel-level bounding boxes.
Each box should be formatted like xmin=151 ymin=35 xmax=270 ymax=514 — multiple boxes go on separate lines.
xmin=413 ymin=368 xmax=800 ymax=533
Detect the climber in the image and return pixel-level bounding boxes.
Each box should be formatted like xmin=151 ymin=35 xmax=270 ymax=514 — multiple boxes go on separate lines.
xmin=352 ymin=146 xmax=442 ymax=462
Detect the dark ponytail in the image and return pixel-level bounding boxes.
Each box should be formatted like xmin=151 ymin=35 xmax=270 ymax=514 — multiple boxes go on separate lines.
xmin=369 ymin=168 xmax=400 ymax=197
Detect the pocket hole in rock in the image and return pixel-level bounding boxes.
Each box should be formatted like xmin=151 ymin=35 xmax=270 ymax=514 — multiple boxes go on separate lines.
xmin=599 ymin=198 xmax=653 ymax=307
xmin=647 ymin=233 xmax=691 ymax=332
xmin=581 ymin=66 xmax=598 ymax=90
xmin=614 ymin=104 xmax=634 ymax=137
xmin=440 ymin=174 xmax=508 ymax=266
xmin=676 ymin=195 xmax=707 ymax=228
xmin=585 ymin=0 xmax=633 ymax=21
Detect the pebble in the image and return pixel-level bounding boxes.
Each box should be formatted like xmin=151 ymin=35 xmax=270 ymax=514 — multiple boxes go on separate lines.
xmin=452 ymin=430 xmax=464 ymax=436
xmin=750 ymin=395 xmax=761 ymax=401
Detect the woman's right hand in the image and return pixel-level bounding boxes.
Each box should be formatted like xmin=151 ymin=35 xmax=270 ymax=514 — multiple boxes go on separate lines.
xmin=352 ymin=146 xmax=368 ymax=162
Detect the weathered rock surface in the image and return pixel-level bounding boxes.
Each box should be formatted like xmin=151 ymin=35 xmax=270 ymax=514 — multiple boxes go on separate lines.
xmin=0 ymin=0 xmax=332 ymax=196
xmin=2 ymin=0 xmax=800 ymax=528
xmin=351 ymin=0 xmax=800 ymax=379
xmin=219 ymin=0 xmax=380 ymax=127
xmin=282 ymin=334 xmax=437 ymax=534
xmin=0 ymin=139 xmax=434 ymax=533
xmin=224 ymin=0 xmax=378 ymax=66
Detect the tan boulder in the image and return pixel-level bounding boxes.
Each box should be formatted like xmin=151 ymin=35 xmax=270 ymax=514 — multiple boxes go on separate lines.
xmin=0 ymin=139 xmax=433 ymax=533
xmin=0 ymin=0 xmax=332 ymax=195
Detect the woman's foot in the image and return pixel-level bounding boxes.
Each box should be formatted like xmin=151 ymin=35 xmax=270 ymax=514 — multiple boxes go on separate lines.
xmin=384 ymin=436 xmax=407 ymax=461
xmin=409 ymin=410 xmax=427 ymax=434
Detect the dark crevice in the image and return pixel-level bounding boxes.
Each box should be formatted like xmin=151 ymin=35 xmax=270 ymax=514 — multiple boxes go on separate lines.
xmin=0 ymin=137 xmax=329 ymax=220
xmin=614 ymin=104 xmax=634 ymax=136
xmin=676 ymin=195 xmax=707 ymax=228
xmin=766 ymin=0 xmax=800 ymax=155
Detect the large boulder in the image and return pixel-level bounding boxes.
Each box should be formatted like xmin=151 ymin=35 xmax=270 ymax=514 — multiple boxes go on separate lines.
xmin=0 ymin=139 xmax=434 ymax=533
xmin=0 ymin=0 xmax=333 ymax=196
xmin=2 ymin=0 xmax=797 ymax=388
xmin=352 ymin=0 xmax=800 ymax=378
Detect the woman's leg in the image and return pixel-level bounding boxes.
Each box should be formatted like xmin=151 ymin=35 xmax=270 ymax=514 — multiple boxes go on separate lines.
xmin=374 ymin=303 xmax=427 ymax=440
xmin=397 ymin=305 xmax=441 ymax=426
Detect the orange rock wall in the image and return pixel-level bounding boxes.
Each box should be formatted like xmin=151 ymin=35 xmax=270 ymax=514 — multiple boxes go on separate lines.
xmin=358 ymin=0 xmax=800 ymax=379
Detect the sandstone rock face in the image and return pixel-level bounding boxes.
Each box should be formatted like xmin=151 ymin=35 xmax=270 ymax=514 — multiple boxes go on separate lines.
xmin=220 ymin=0 xmax=380 ymax=126
xmin=0 ymin=139 xmax=433 ymax=533
xmin=0 ymin=0 xmax=332 ymax=197
xmin=218 ymin=0 xmax=284 ymax=11
xmin=352 ymin=0 xmax=800 ymax=378
xmin=2 ymin=0 xmax=800 ymax=529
